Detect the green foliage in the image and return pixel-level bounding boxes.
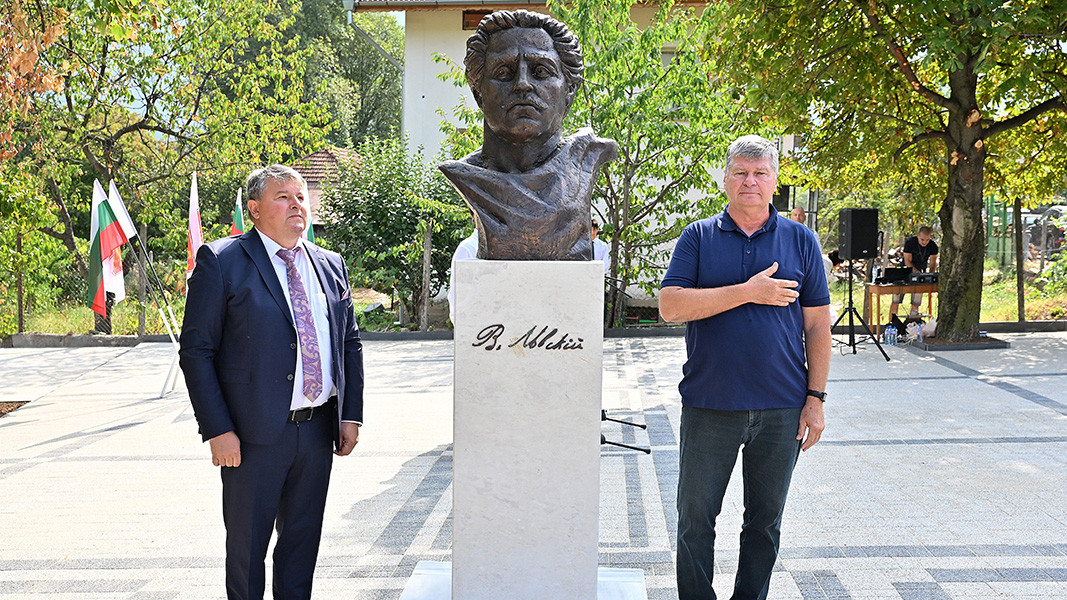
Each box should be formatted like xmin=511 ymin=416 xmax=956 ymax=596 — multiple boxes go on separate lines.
xmin=13 ymin=0 xmax=330 ymax=268
xmin=704 ymin=0 xmax=1067 ymax=340
xmin=0 ymin=162 xmax=80 ymax=335
xmin=818 ymin=182 xmax=939 ymax=249
xmin=292 ymin=0 xmax=404 ymax=146
xmin=1037 ymin=255 xmax=1067 ymax=296
xmin=552 ymin=0 xmax=751 ymax=325
xmin=321 ymin=136 xmax=469 ymax=323
xmin=433 ymin=52 xmax=484 ymax=161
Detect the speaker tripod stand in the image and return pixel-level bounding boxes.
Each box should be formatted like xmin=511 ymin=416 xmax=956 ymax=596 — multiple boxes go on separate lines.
xmin=832 ymin=259 xmax=890 ymax=361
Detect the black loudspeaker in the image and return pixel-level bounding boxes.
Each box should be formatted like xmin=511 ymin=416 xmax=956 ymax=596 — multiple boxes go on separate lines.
xmin=839 ymin=208 xmax=879 ymax=260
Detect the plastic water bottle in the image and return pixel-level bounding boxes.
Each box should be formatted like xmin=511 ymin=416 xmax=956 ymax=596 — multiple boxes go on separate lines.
xmin=885 ymin=326 xmax=897 ymax=346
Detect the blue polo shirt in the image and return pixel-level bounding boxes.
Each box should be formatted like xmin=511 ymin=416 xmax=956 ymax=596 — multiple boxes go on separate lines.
xmin=661 ymin=205 xmax=830 ymax=411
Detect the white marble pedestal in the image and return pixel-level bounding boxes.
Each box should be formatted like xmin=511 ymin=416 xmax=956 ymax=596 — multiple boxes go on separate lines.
xmin=399 ymin=562 xmax=649 ymax=600
xmin=398 ymin=260 xmax=650 ymax=600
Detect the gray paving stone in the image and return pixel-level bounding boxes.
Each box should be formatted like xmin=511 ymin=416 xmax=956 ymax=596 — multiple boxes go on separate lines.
xmin=1 ymin=333 xmax=1066 ymax=598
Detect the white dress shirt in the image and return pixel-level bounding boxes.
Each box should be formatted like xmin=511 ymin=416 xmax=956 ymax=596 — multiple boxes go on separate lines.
xmin=447 ymin=230 xmax=480 ymax=323
xmin=592 ymin=238 xmax=609 ymax=273
xmin=256 ymin=229 xmax=336 ymax=411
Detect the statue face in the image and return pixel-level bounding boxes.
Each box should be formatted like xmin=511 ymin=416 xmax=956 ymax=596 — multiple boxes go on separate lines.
xmin=479 ymin=27 xmax=571 ymax=144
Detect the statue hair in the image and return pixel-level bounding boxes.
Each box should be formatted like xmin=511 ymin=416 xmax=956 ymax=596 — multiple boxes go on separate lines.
xmin=464 ymin=10 xmax=584 ymax=107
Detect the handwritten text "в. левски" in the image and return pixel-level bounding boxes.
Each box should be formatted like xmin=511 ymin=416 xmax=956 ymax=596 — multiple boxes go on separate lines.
xmin=472 ymin=324 xmax=585 ymax=352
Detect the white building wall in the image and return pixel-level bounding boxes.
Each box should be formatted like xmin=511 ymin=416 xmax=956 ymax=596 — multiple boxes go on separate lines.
xmin=403 ymin=10 xmax=477 ymax=159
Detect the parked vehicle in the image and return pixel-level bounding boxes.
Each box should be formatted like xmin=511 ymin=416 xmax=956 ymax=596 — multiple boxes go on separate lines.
xmin=1026 ymin=205 xmax=1065 ymax=259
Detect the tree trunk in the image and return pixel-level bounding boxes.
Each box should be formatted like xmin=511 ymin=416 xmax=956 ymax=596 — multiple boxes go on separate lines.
xmin=609 ymin=176 xmax=634 ymax=328
xmin=934 ymin=58 xmax=987 ymax=342
xmin=42 ymin=177 xmax=88 ymax=276
xmin=419 ymin=221 xmax=432 ymax=331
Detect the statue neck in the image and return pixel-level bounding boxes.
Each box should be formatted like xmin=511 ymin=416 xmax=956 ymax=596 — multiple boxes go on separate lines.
xmin=481 ymin=129 xmax=563 ymax=174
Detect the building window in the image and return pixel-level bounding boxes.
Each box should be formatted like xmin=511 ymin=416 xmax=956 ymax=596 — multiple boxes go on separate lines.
xmin=463 ymin=11 xmax=491 ymax=30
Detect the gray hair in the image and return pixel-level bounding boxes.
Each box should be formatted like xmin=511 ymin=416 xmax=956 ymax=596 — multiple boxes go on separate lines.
xmin=464 ymin=10 xmax=584 ymax=107
xmin=725 ymin=135 xmax=779 ymax=175
xmin=245 ymin=164 xmax=306 ymax=202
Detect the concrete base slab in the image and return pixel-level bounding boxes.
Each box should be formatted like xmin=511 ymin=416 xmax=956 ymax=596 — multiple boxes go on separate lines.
xmin=398 ymin=561 xmax=648 ymax=600
xmin=910 ymin=336 xmax=1011 ymax=351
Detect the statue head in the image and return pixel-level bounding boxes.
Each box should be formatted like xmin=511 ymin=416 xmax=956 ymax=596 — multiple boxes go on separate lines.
xmin=464 ymin=10 xmax=584 ymax=145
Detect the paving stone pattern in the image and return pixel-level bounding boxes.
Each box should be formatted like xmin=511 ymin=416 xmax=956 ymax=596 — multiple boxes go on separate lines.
xmin=0 ymin=333 xmax=1065 ymax=599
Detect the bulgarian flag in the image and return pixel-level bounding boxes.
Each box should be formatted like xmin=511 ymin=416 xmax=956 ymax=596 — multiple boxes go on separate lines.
xmin=304 ymin=217 xmax=316 ymax=243
xmin=229 ymin=188 xmax=245 ymax=236
xmin=186 ymin=172 xmax=203 ymax=278
xmin=87 ymin=180 xmax=129 ymax=316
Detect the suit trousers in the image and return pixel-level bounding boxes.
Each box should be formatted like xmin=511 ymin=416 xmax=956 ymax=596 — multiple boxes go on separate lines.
xmin=221 ymin=412 xmax=334 ymax=600
xmin=676 ymin=406 xmax=803 ymax=600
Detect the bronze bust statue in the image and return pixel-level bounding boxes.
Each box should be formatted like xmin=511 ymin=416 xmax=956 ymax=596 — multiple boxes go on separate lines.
xmin=439 ymin=10 xmax=618 ymax=261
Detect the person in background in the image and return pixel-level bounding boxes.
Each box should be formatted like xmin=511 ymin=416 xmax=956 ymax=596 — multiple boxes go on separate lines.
xmin=591 ymin=218 xmax=609 ymax=274
xmin=790 ymin=206 xmax=806 ymax=224
xmin=823 ymin=249 xmax=843 ymax=284
xmin=889 ymin=226 xmax=939 ymax=317
xmin=660 ymin=135 xmax=830 ymax=600
xmin=447 ymin=226 xmax=479 ymax=324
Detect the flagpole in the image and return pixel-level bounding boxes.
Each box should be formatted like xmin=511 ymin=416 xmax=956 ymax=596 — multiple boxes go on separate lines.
xmin=106 ymin=180 xmax=183 ymax=395
xmin=117 ymin=237 xmax=182 ymax=396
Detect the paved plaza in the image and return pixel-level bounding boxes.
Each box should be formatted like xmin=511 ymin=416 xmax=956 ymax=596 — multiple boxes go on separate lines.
xmin=1 ymin=332 xmax=1066 ymax=599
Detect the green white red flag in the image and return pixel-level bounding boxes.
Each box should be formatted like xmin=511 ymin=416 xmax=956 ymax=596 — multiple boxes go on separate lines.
xmin=87 ymin=180 xmax=128 ymax=316
xmin=230 ymin=188 xmax=245 ymax=236
xmin=186 ymin=172 xmax=203 ymax=278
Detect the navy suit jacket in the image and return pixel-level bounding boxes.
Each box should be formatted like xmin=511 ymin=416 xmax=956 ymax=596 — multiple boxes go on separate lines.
xmin=179 ymin=229 xmax=364 ymax=447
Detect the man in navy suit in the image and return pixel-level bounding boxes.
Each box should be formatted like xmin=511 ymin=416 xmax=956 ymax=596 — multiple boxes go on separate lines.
xmin=179 ymin=164 xmax=364 ymax=600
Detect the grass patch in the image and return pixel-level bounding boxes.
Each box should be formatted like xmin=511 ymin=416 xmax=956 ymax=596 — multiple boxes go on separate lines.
xmin=23 ymin=297 xmax=186 ymax=336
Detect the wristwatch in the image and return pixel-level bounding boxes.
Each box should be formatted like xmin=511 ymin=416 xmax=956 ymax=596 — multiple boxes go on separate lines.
xmin=806 ymin=389 xmax=826 ymax=402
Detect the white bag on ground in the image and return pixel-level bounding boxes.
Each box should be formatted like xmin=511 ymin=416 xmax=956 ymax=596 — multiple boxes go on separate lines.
xmin=921 ymin=318 xmax=937 ymax=338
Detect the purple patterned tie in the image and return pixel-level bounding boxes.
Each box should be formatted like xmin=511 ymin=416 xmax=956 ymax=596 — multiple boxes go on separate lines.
xmin=277 ymin=248 xmax=324 ymax=401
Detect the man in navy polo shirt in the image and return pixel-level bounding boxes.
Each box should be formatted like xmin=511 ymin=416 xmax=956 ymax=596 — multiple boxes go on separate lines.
xmin=660 ymin=135 xmax=831 ymax=600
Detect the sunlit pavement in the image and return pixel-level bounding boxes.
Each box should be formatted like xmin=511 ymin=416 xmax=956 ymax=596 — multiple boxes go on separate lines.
xmin=1 ymin=332 xmax=1065 ymax=599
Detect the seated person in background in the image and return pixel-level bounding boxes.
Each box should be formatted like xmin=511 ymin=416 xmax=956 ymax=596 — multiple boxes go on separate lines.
xmin=591 ymin=219 xmax=609 ymax=274
xmin=889 ymin=226 xmax=938 ymax=317
xmin=790 ymin=206 xmax=806 ymax=224
xmin=823 ymin=249 xmax=843 ymax=284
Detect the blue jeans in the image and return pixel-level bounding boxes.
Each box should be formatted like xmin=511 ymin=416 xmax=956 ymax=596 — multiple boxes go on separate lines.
xmin=676 ymin=406 xmax=803 ymax=600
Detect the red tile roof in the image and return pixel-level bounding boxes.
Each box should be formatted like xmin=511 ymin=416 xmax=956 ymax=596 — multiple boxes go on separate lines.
xmin=293 ymin=147 xmax=360 ymax=185
xmin=292 ymin=147 xmax=360 ymax=224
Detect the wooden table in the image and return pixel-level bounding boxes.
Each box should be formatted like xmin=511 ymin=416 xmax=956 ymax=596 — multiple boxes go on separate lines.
xmin=865 ymin=282 xmax=938 ymax=333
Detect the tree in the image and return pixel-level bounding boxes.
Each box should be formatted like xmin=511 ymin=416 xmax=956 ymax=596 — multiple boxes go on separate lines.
xmin=0 ymin=0 xmax=65 ymax=161
xmin=707 ymin=1 xmax=1067 ymax=341
xmin=322 ymin=135 xmax=468 ymax=328
xmin=551 ymin=0 xmax=750 ymax=326
xmin=15 ymin=0 xmax=329 ymax=274
xmin=984 ymin=122 xmax=1067 ymax=320
xmin=292 ymin=0 xmax=403 ymax=147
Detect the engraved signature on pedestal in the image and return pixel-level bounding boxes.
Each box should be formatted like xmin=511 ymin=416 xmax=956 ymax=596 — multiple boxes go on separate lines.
xmin=473 ymin=324 xmax=585 ymax=352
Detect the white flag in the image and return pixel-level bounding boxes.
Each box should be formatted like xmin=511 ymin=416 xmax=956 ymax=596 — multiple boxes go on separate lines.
xmin=107 ymin=180 xmax=138 ymax=240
